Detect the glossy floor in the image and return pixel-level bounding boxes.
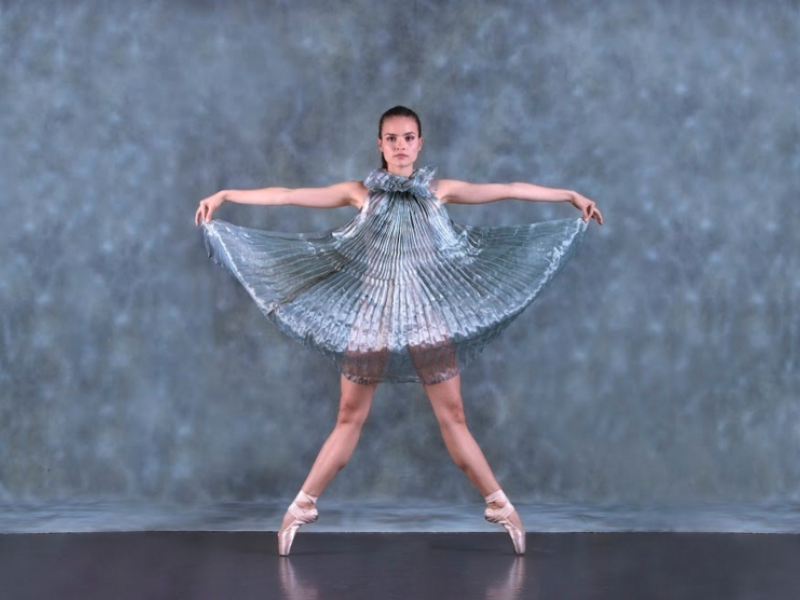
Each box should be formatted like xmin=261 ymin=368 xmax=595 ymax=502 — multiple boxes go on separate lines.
xmin=2 ymin=531 xmax=799 ymax=599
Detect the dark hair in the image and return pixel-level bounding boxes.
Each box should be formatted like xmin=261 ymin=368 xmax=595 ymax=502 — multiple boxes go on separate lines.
xmin=378 ymin=106 xmax=422 ymax=169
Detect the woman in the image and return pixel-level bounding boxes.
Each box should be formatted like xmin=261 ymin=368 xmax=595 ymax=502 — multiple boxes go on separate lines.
xmin=195 ymin=106 xmax=603 ymax=556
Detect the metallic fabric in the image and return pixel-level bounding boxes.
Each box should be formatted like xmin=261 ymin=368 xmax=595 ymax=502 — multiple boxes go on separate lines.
xmin=201 ymin=166 xmax=588 ymax=385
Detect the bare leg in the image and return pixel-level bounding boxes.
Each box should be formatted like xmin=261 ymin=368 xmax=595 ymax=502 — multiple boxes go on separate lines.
xmin=422 ymin=373 xmax=524 ymax=532
xmin=279 ymin=374 xmax=378 ymax=533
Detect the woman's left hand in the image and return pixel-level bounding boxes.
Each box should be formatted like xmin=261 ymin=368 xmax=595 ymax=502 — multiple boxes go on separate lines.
xmin=570 ymin=192 xmax=603 ymax=225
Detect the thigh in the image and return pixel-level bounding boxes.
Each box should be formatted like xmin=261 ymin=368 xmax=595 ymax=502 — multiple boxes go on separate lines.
xmin=408 ymin=302 xmax=459 ymax=385
xmin=342 ymin=293 xmax=391 ymax=385
xmin=408 ymin=339 xmax=459 ymax=385
xmin=337 ymin=373 xmax=379 ymax=423
xmin=422 ymin=373 xmax=466 ymax=425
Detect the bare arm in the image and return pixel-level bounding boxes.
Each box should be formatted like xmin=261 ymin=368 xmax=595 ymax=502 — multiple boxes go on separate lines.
xmin=223 ymin=180 xmax=366 ymax=208
xmin=435 ymin=179 xmax=604 ymax=225
xmin=195 ymin=180 xmax=367 ymax=226
xmin=436 ymin=179 xmax=574 ymax=205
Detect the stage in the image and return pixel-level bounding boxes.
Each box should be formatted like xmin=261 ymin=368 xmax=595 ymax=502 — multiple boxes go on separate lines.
xmin=2 ymin=529 xmax=798 ymax=599
xmin=2 ymin=501 xmax=799 ymax=599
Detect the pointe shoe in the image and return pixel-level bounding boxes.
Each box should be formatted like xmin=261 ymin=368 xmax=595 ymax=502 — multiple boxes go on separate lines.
xmin=484 ymin=489 xmax=526 ymax=555
xmin=278 ymin=490 xmax=319 ymax=556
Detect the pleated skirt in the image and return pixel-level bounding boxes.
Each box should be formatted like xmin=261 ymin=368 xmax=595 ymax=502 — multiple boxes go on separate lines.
xmin=201 ymin=211 xmax=588 ymax=385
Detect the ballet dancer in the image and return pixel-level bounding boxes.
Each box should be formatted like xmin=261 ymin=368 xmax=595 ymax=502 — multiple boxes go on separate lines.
xmin=195 ymin=106 xmax=603 ymax=556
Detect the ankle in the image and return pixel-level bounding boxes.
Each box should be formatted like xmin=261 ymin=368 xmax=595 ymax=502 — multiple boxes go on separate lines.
xmin=294 ymin=489 xmax=319 ymax=508
xmin=484 ymin=489 xmax=508 ymax=506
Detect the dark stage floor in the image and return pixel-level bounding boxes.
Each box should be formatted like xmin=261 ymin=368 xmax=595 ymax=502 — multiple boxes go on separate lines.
xmin=1 ymin=531 xmax=798 ymax=600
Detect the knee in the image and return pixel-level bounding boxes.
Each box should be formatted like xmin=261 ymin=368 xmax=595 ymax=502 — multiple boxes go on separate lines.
xmin=336 ymin=397 xmax=370 ymax=427
xmin=435 ymin=403 xmax=467 ymax=428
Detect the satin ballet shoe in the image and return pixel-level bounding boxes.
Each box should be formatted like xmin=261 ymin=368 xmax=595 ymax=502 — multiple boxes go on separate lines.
xmin=278 ymin=490 xmax=319 ymax=556
xmin=484 ymin=489 xmax=526 ymax=555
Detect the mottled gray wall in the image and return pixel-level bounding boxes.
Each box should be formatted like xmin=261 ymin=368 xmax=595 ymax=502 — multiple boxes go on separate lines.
xmin=1 ymin=0 xmax=797 ymax=506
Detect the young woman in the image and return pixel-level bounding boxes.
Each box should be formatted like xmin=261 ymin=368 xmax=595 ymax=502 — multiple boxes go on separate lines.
xmin=195 ymin=106 xmax=603 ymax=557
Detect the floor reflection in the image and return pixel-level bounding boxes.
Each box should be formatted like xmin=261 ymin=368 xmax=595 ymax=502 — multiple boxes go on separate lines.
xmin=0 ymin=531 xmax=798 ymax=599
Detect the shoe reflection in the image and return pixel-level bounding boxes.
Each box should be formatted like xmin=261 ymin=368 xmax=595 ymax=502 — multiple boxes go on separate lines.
xmin=278 ymin=558 xmax=319 ymax=600
xmin=278 ymin=549 xmax=532 ymax=600
xmin=485 ymin=557 xmax=530 ymax=600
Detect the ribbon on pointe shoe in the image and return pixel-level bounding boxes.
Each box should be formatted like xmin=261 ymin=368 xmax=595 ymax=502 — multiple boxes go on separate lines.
xmin=296 ymin=490 xmax=318 ymax=505
xmin=484 ymin=489 xmax=515 ymax=517
xmin=287 ymin=490 xmax=319 ymax=519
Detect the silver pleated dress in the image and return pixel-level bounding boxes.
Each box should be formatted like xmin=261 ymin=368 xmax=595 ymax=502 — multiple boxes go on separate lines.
xmin=201 ymin=166 xmax=588 ymax=385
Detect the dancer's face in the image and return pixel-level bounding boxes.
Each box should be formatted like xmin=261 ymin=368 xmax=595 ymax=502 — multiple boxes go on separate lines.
xmin=378 ymin=116 xmax=424 ymax=175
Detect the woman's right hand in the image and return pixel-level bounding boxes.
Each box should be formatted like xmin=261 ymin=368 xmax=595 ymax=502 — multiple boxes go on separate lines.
xmin=195 ymin=191 xmax=226 ymax=226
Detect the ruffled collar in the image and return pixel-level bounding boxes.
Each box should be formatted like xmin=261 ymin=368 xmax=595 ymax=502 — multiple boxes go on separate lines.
xmin=364 ymin=165 xmax=437 ymax=198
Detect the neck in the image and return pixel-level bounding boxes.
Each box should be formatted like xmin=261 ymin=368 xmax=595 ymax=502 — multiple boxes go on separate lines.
xmin=386 ymin=163 xmax=415 ymax=177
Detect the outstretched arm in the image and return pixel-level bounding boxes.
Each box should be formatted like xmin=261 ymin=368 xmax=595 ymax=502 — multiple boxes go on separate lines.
xmin=435 ymin=179 xmax=603 ymax=225
xmin=223 ymin=180 xmax=366 ymax=208
xmin=436 ymin=179 xmax=573 ymax=205
xmin=195 ymin=180 xmax=367 ymax=226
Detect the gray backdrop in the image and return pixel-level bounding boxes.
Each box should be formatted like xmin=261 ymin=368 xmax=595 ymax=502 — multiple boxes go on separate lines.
xmin=1 ymin=0 xmax=798 ymax=528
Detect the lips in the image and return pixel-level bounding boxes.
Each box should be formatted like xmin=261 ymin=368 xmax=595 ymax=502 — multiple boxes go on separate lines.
xmin=395 ymin=154 xmax=408 ymax=158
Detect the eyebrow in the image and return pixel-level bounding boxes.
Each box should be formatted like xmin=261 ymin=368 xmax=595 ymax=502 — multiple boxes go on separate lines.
xmin=383 ymin=131 xmax=417 ymax=136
